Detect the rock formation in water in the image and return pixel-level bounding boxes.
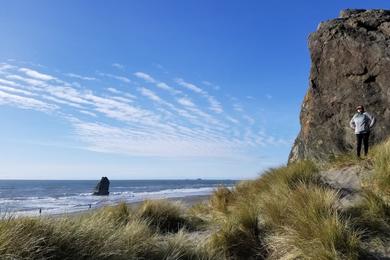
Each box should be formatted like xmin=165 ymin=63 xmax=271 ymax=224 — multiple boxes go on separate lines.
xmin=93 ymin=176 xmax=110 ymax=196
xmin=289 ymin=9 xmax=390 ymax=163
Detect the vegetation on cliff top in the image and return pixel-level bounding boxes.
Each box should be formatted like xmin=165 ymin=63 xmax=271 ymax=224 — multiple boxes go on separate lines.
xmin=0 ymin=138 xmax=389 ymax=259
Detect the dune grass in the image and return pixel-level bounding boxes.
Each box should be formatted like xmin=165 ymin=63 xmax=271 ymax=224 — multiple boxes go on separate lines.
xmin=369 ymin=138 xmax=390 ymax=201
xmin=0 ymin=201 xmax=215 ymax=260
xmin=136 ymin=199 xmax=194 ymax=233
xmin=156 ymin=229 xmax=223 ymax=260
xmin=0 ymin=211 xmax=157 ymax=260
xmin=209 ymin=202 xmax=267 ymax=259
xmin=204 ymin=160 xmax=362 ymax=259
xmin=264 ymin=184 xmax=361 ymax=260
xmin=325 ymin=151 xmax=361 ymax=167
xmin=209 ymin=186 xmax=235 ymax=213
xmin=1 ymin=139 xmax=390 ymax=259
xmin=136 ymin=199 xmax=206 ymax=234
xmin=346 ymin=190 xmax=390 ymax=238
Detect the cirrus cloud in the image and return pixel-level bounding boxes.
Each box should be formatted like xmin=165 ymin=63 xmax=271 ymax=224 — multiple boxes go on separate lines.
xmin=0 ymin=61 xmax=289 ymax=159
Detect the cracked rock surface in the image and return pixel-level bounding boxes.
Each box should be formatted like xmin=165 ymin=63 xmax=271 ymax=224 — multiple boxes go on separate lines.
xmin=289 ymin=9 xmax=390 ymax=163
xmin=319 ymin=165 xmax=369 ymax=208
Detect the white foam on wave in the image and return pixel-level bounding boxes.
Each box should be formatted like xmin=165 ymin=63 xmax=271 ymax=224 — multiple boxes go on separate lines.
xmin=0 ymin=186 xmax=229 ymax=217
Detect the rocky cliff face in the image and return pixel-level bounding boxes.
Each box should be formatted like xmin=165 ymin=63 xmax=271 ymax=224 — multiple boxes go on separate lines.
xmin=289 ymin=9 xmax=390 ymax=163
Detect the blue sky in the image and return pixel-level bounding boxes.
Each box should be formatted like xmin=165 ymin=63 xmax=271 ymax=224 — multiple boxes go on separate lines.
xmin=1 ymin=0 xmax=390 ymax=180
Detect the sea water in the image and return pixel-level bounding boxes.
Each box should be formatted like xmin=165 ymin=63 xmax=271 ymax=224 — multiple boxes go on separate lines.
xmin=0 ymin=179 xmax=237 ymax=216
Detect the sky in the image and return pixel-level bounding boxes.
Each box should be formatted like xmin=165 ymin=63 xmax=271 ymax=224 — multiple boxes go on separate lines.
xmin=1 ymin=0 xmax=390 ymax=180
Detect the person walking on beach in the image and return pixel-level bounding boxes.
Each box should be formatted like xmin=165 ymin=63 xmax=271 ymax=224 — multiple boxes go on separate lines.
xmin=349 ymin=105 xmax=376 ymax=158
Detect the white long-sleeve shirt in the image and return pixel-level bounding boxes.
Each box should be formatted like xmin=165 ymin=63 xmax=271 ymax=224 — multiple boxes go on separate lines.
xmin=349 ymin=112 xmax=376 ymax=134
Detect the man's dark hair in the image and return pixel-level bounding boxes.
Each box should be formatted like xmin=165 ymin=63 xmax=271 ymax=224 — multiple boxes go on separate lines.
xmin=356 ymin=105 xmax=364 ymax=111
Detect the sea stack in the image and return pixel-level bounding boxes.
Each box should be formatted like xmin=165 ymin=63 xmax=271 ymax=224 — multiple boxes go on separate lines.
xmin=289 ymin=9 xmax=390 ymax=164
xmin=93 ymin=176 xmax=110 ymax=195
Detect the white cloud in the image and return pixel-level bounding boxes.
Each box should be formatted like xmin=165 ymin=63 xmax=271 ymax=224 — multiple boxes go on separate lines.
xmin=82 ymin=91 xmax=160 ymax=126
xmin=139 ymin=87 xmax=161 ymax=102
xmin=177 ymin=97 xmax=195 ymax=107
xmin=207 ymin=96 xmax=223 ymax=113
xmin=137 ymin=87 xmax=198 ymax=123
xmin=134 ymin=72 xmax=180 ymax=94
xmin=0 ymin=62 xmax=287 ymax=160
xmin=0 ymin=63 xmax=15 ymax=73
xmin=111 ymin=96 xmax=134 ymax=103
xmin=7 ymin=74 xmax=46 ymax=87
xmin=233 ymin=103 xmax=243 ymax=112
xmin=46 ymin=86 xmax=92 ymax=105
xmin=202 ymin=80 xmax=220 ymax=90
xmin=41 ymin=95 xmax=84 ymax=109
xmin=66 ymin=73 xmax=97 ymax=81
xmin=175 ymin=78 xmax=205 ymax=94
xmin=113 ymin=75 xmax=131 ymax=83
xmin=80 ymin=110 xmax=97 ymax=117
xmin=156 ymin=82 xmax=174 ymax=92
xmin=71 ymin=120 xmax=247 ymax=157
xmin=107 ymin=87 xmax=120 ymax=94
xmin=99 ymin=73 xmax=131 ymax=83
xmin=124 ymin=92 xmax=137 ymax=99
xmin=19 ymin=68 xmax=55 ymax=81
xmin=0 ymin=85 xmax=35 ymax=96
xmin=0 ymin=78 xmax=20 ymax=87
xmin=243 ymin=115 xmax=255 ymax=125
xmin=107 ymin=87 xmax=136 ymax=100
xmin=112 ymin=63 xmax=124 ymax=69
xmin=134 ymin=72 xmax=156 ymax=83
xmin=225 ymin=115 xmax=239 ymax=124
xmin=0 ymin=90 xmax=57 ymax=112
xmin=175 ymin=78 xmax=223 ymax=113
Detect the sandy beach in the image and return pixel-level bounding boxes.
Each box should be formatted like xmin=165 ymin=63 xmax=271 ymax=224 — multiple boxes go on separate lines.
xmin=127 ymin=194 xmax=210 ymax=209
xmin=50 ymin=194 xmax=210 ymax=218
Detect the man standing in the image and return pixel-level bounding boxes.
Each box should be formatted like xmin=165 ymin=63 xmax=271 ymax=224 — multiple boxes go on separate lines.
xmin=349 ymin=105 xmax=376 ymax=158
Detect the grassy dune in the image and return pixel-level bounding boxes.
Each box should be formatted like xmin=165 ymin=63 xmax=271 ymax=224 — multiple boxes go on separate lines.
xmin=1 ymin=138 xmax=389 ymax=259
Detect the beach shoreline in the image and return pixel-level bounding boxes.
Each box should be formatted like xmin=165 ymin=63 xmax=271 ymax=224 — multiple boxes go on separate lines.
xmin=49 ymin=194 xmax=210 ymax=218
xmin=1 ymin=179 xmax=234 ymax=218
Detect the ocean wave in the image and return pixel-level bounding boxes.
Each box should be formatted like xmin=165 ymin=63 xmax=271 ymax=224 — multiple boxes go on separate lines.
xmin=0 ymin=185 xmax=231 ymax=217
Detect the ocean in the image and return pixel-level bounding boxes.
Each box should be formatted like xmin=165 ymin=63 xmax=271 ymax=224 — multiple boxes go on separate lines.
xmin=0 ymin=179 xmax=237 ymax=216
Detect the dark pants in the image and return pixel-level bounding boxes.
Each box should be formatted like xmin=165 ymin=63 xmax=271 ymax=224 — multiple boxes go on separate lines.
xmin=356 ymin=132 xmax=370 ymax=157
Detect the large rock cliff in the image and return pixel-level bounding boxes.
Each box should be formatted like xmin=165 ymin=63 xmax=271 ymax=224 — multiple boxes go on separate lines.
xmin=289 ymin=9 xmax=390 ymax=163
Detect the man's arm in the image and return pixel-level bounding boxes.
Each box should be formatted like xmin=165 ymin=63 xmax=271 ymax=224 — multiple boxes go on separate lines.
xmin=366 ymin=113 xmax=376 ymax=128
